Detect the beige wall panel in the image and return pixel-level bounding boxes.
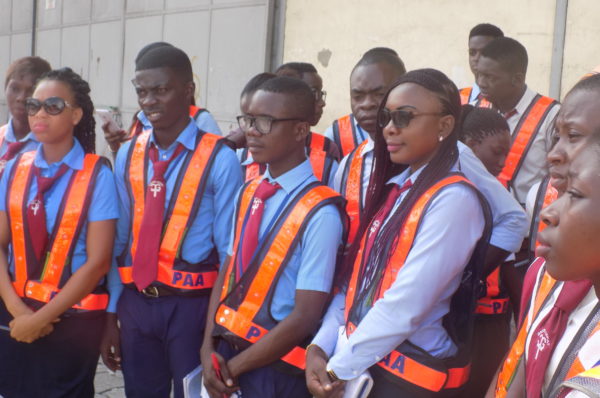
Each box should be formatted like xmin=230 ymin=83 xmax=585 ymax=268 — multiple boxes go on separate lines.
xmin=284 ymin=0 xmax=557 ymax=132
xmin=561 ymin=0 xmax=600 ymax=99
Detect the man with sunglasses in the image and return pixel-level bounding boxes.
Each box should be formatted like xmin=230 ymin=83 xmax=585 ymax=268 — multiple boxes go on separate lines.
xmin=200 ymin=76 xmax=344 ymax=398
xmin=0 ymin=57 xmax=51 ymax=173
xmin=104 ymin=45 xmax=242 ymax=398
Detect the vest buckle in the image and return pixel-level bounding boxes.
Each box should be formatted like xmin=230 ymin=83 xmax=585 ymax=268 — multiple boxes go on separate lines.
xmin=141 ymin=286 xmax=160 ymax=298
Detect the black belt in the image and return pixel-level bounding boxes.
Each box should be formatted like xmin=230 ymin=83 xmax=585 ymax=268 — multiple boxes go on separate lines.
xmin=128 ymin=285 xmax=176 ymax=298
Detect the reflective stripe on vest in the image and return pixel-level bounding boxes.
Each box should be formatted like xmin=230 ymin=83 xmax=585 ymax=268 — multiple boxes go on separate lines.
xmin=244 ymin=163 xmax=261 ymax=182
xmin=9 ymin=152 xmax=108 ymax=311
xmin=496 ymin=258 xmax=557 ymax=397
xmin=119 ymin=130 xmax=221 ymax=291
xmin=334 ymin=114 xmax=358 ymax=157
xmin=344 ymin=175 xmax=473 ymax=392
xmin=344 ymin=140 xmax=368 ymax=246
xmin=459 ymin=87 xmax=472 ymax=105
xmin=129 ymin=105 xmax=206 ymax=138
xmin=476 ymin=266 xmax=510 ymax=315
xmin=498 ymin=95 xmax=557 ymax=188
xmin=217 ymin=181 xmax=342 ymax=370
xmin=308 ymin=133 xmax=327 ymax=182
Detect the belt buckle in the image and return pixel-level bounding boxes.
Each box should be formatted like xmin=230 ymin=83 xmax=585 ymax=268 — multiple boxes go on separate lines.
xmin=141 ymin=286 xmax=160 ymax=298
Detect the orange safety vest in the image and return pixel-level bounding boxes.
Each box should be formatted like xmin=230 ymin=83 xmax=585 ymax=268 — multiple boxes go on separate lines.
xmin=340 ymin=140 xmax=369 ymax=247
xmin=215 ymin=179 xmax=343 ymax=372
xmin=8 ymin=151 xmax=109 ymax=311
xmin=475 ymin=266 xmax=509 ymax=315
xmin=459 ymin=87 xmax=492 ymax=108
xmin=117 ymin=130 xmax=222 ymax=293
xmin=529 ymin=176 xmax=558 ymax=261
xmin=331 ymin=114 xmax=363 ymax=157
xmin=497 ymin=95 xmax=558 ymax=189
xmin=128 ymin=105 xmax=206 ymax=138
xmin=345 ymin=175 xmax=486 ymax=393
xmin=243 ymin=132 xmax=337 ymax=185
xmin=495 ymin=258 xmax=558 ymax=396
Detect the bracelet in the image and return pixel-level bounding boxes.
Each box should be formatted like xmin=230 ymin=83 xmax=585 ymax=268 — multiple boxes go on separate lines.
xmin=327 ymin=368 xmax=339 ymax=382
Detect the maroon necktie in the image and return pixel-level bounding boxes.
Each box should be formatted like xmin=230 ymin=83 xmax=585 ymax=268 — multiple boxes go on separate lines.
xmin=525 ymin=279 xmax=593 ymax=397
xmin=132 ymin=144 xmax=183 ymax=291
xmin=2 ymin=141 xmax=26 ymax=161
xmin=358 ymin=180 xmax=412 ymax=295
xmin=27 ymin=164 xmax=70 ymax=262
xmin=0 ymin=142 xmax=26 ymax=173
xmin=239 ymin=179 xmax=281 ymax=276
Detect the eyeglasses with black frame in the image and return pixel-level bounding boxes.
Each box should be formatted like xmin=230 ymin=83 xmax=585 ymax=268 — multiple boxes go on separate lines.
xmin=377 ymin=108 xmax=444 ymax=129
xmin=25 ymin=97 xmax=74 ymax=116
xmin=237 ymin=115 xmax=303 ymax=135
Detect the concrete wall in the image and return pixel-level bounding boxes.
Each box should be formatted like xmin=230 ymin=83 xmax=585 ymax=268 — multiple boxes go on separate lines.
xmin=283 ymin=0 xmax=597 ymax=133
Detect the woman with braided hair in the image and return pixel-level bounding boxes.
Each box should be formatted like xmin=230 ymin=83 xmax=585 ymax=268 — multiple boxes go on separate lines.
xmin=306 ymin=69 xmax=490 ymax=398
xmin=0 ymin=67 xmax=119 ymax=397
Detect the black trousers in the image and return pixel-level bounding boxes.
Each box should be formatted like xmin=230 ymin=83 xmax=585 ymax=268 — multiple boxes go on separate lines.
xmin=0 ymin=301 xmax=105 ymax=398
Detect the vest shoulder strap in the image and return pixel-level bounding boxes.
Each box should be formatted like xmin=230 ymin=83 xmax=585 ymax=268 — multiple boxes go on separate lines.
xmin=498 ymin=95 xmax=558 ymax=188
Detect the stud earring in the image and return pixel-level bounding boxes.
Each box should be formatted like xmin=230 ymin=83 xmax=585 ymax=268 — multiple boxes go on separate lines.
xmin=438 ymin=136 xmax=444 ymax=142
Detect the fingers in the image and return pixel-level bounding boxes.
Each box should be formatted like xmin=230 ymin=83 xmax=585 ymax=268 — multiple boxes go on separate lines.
xmin=215 ymin=353 xmax=236 ymax=388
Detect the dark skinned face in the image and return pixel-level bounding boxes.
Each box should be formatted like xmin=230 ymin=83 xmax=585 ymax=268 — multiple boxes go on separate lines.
xmin=132 ymin=67 xmax=193 ymax=137
xmin=350 ymin=62 xmax=400 ymax=136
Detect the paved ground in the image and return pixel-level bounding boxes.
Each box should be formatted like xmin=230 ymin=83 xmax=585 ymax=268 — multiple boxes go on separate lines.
xmin=94 ymin=362 xmax=125 ymax=398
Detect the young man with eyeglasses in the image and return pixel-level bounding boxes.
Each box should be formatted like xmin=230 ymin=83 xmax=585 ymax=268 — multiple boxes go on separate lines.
xmin=102 ymin=45 xmax=242 ymax=398
xmin=237 ymin=62 xmax=340 ymax=185
xmin=200 ymin=76 xmax=344 ymax=398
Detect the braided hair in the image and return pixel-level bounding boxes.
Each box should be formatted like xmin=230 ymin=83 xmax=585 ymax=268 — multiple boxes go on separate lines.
xmin=460 ymin=104 xmax=509 ymax=143
xmin=38 ymin=68 xmax=96 ymax=154
xmin=339 ymin=68 xmax=462 ymax=287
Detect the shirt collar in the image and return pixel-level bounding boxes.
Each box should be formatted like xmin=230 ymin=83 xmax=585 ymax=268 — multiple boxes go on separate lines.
xmin=34 ymin=138 xmax=85 ymax=170
xmin=386 ymin=160 xmax=460 ymax=187
xmin=149 ymin=118 xmax=197 ymax=151
xmin=6 ymin=118 xmax=38 ymax=144
xmin=241 ymin=153 xmax=254 ymax=166
xmin=470 ymin=83 xmax=481 ymax=101
xmin=506 ymin=86 xmax=536 ymax=120
xmin=361 ymin=135 xmax=375 ymax=156
xmin=263 ymin=158 xmax=313 ymax=195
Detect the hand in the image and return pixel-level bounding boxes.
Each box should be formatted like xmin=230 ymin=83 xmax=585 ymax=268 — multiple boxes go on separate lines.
xmin=225 ymin=128 xmax=246 ymax=149
xmin=102 ymin=121 xmax=127 ymax=152
xmin=306 ymin=345 xmax=345 ymax=398
xmin=200 ymin=344 xmax=238 ymax=398
xmin=100 ymin=313 xmax=121 ymax=371
xmin=9 ymin=313 xmax=56 ymax=343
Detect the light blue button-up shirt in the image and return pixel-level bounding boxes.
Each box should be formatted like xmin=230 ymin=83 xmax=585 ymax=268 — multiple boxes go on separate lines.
xmin=313 ymin=163 xmax=486 ymax=380
xmin=137 ymin=108 xmax=223 ymax=136
xmin=227 ymin=159 xmax=343 ymax=321
xmin=333 ymin=140 xmax=528 ymax=253
xmin=0 ymin=139 xmax=121 ymax=311
xmin=112 ymin=118 xmax=242 ymax=309
xmin=0 ymin=119 xmax=40 ymax=157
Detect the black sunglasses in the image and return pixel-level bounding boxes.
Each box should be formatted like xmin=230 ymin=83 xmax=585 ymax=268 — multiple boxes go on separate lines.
xmin=25 ymin=97 xmax=73 ymax=116
xmin=377 ymin=108 xmax=444 ymax=129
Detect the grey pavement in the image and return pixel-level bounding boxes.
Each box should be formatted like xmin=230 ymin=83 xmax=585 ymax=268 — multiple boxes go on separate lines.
xmin=94 ymin=362 xmax=125 ymax=398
